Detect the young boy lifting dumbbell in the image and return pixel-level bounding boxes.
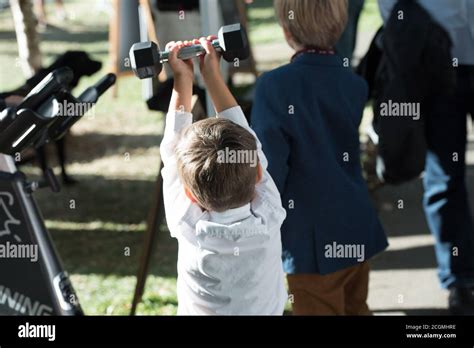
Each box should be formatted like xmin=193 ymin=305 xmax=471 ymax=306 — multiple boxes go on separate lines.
xmin=160 ymin=37 xmax=287 ymax=314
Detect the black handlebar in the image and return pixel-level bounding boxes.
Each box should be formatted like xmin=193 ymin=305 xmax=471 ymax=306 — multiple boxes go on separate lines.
xmin=45 ymin=73 xmax=117 ymax=142
xmin=0 ymin=69 xmax=116 ymax=155
xmin=19 ymin=67 xmax=73 ymax=111
xmin=78 ymin=73 xmax=116 ymax=103
xmin=93 ymin=73 xmax=116 ymax=97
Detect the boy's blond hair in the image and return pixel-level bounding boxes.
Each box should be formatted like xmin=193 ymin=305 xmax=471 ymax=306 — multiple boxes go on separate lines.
xmin=274 ymin=0 xmax=348 ymax=49
xmin=176 ymin=118 xmax=258 ymax=212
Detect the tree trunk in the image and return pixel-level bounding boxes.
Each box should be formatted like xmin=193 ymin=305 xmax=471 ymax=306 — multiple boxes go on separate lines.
xmin=10 ymin=0 xmax=42 ymax=78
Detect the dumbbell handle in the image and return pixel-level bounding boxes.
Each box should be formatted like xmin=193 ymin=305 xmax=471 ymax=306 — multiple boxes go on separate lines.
xmin=160 ymin=39 xmax=220 ymax=62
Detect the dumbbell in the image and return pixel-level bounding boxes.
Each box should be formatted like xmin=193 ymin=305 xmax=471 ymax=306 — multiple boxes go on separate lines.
xmin=129 ymin=23 xmax=249 ymax=79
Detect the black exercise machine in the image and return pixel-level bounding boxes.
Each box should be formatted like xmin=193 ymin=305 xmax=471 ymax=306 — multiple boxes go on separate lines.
xmin=0 ymin=67 xmax=116 ymax=315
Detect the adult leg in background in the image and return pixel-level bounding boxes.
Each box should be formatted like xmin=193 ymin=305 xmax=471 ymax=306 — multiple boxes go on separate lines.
xmin=423 ymin=66 xmax=474 ymax=313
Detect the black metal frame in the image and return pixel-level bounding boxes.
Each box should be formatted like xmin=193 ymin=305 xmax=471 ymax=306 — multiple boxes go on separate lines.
xmin=0 ymin=68 xmax=116 ymax=315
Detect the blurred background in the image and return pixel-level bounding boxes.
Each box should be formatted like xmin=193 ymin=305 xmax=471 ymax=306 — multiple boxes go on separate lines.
xmin=1 ymin=0 xmax=469 ymax=315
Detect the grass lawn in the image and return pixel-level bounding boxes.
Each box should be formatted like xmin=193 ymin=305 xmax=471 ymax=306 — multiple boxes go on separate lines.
xmin=0 ymin=0 xmax=381 ymax=315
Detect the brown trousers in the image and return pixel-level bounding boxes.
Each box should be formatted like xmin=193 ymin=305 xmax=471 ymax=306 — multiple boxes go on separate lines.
xmin=287 ymin=261 xmax=371 ymax=315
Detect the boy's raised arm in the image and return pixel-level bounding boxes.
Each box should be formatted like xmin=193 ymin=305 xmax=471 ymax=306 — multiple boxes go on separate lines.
xmin=159 ymin=41 xmax=196 ymax=233
xmin=161 ymin=41 xmax=195 ymax=164
xmin=197 ymin=37 xmax=238 ymax=114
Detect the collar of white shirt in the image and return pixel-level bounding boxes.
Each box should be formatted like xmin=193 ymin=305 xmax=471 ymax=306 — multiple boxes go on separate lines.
xmin=208 ymin=203 xmax=252 ymax=224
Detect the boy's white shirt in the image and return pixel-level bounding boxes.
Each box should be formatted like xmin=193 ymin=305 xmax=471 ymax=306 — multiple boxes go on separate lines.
xmin=160 ymin=106 xmax=287 ymax=315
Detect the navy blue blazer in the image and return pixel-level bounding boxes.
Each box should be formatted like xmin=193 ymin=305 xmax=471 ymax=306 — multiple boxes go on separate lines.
xmin=251 ymin=53 xmax=388 ymax=275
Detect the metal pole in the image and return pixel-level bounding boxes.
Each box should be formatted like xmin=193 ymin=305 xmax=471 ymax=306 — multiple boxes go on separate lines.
xmin=130 ymin=161 xmax=165 ymax=315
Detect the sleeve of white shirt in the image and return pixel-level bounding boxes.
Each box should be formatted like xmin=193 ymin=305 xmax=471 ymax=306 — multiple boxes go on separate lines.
xmin=160 ymin=111 xmax=194 ymax=236
xmin=217 ymin=106 xmax=284 ymax=211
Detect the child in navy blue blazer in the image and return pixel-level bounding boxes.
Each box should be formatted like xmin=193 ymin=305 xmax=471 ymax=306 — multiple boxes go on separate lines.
xmin=251 ymin=0 xmax=388 ymax=315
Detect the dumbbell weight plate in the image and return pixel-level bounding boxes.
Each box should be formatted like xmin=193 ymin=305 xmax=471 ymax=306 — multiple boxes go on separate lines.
xmin=129 ymin=41 xmax=163 ymax=79
xmin=218 ymin=23 xmax=250 ymax=62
